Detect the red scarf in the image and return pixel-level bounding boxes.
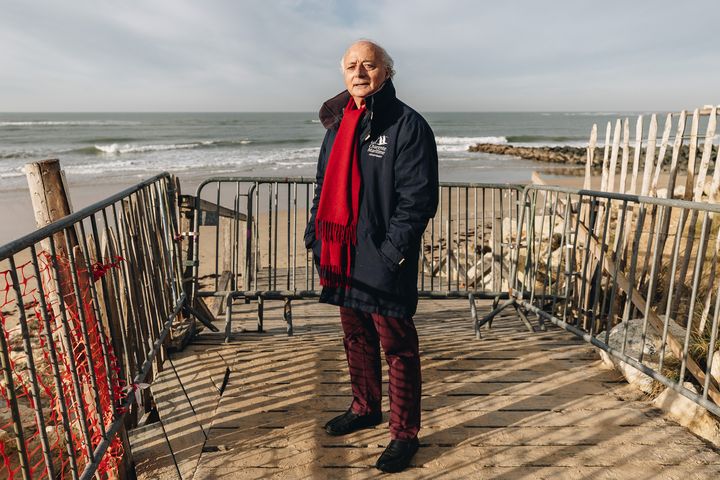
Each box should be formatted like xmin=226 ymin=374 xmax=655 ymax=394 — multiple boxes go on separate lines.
xmin=315 ymin=98 xmax=366 ymax=287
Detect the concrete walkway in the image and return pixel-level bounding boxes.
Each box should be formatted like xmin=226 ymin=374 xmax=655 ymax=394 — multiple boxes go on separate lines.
xmin=130 ymin=299 xmax=720 ymax=479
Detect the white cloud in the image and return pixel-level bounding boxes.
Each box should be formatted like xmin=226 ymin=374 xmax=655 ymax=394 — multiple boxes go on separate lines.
xmin=0 ymin=0 xmax=718 ymax=111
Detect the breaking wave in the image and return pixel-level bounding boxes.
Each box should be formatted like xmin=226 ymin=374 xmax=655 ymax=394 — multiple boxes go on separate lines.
xmin=72 ymin=138 xmax=317 ymax=155
xmin=435 ymin=136 xmax=507 ymax=152
xmin=79 ymin=139 xmax=249 ymax=155
xmin=435 ymin=134 xmax=589 ymax=152
xmin=92 ymin=142 xmax=211 ymax=154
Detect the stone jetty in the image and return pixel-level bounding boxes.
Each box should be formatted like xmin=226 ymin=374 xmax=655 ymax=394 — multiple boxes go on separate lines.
xmin=469 ymin=143 xmax=717 ymax=172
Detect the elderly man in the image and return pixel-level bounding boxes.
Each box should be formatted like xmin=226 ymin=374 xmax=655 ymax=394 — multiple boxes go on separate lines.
xmin=304 ymin=40 xmax=438 ymax=473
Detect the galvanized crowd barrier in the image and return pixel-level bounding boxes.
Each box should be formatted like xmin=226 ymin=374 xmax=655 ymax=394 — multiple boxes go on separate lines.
xmin=0 ymin=173 xmax=184 ymax=479
xmin=485 ymin=184 xmax=720 ymax=417
xmin=187 ymin=177 xmax=523 ymax=341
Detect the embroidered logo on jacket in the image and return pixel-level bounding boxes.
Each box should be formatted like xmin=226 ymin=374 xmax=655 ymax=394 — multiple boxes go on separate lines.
xmin=368 ymin=135 xmax=388 ymax=158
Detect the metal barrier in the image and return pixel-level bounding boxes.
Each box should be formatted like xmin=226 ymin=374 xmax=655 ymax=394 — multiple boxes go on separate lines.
xmin=0 ymin=173 xmax=184 ymax=479
xmin=188 ymin=177 xmax=523 ymax=340
xmin=7 ymin=169 xmax=718 ymax=473
xmin=485 ymin=184 xmax=720 ymax=417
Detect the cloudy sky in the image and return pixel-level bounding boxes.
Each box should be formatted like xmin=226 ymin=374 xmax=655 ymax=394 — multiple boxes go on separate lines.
xmin=2 ymin=0 xmax=719 ymax=112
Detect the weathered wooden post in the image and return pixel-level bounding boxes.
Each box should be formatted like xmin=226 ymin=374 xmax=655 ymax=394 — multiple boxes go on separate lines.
xmin=24 ymin=158 xmax=134 ymax=480
xmin=25 ymin=159 xmax=80 ymax=339
xmin=25 ymin=159 xmax=77 ymax=254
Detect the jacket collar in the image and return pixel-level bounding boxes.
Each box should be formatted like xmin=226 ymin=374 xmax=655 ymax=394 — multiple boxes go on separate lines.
xmin=318 ymin=79 xmax=397 ymax=131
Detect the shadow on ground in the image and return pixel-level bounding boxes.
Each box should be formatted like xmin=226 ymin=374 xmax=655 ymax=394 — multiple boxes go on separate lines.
xmin=131 ymin=299 xmax=720 ymax=480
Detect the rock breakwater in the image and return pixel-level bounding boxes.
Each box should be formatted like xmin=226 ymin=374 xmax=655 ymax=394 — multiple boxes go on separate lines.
xmin=468 ymin=143 xmax=718 ymax=173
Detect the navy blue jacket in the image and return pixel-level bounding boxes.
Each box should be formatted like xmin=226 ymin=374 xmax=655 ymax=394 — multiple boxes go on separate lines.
xmin=304 ymin=80 xmax=439 ymax=318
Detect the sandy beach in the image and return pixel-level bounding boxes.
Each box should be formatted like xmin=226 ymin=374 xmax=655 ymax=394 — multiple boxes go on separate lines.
xmin=0 ymin=168 xmax=590 ymax=246
xmin=0 ymin=181 xmax=136 ymax=244
xmin=0 ymin=172 xmax=225 ymax=244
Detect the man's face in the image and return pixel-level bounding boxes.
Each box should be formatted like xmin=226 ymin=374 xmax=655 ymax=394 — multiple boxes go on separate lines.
xmin=342 ymin=42 xmax=389 ymax=106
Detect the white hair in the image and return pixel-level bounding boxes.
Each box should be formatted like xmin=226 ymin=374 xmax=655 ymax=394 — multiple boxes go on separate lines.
xmin=340 ymin=40 xmax=395 ymax=79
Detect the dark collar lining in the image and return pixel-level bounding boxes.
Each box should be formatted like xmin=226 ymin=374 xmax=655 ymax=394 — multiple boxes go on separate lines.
xmin=318 ymin=80 xmax=397 ymax=130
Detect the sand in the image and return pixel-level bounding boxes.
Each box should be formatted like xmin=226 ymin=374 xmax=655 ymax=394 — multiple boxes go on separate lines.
xmin=0 ymin=170 xmax=589 ymax=246
xmin=0 ymin=172 xmax=215 ymax=244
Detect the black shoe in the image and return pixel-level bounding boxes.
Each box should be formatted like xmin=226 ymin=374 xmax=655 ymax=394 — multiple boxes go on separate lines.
xmin=324 ymin=409 xmax=382 ymax=436
xmin=375 ymin=437 xmax=419 ymax=473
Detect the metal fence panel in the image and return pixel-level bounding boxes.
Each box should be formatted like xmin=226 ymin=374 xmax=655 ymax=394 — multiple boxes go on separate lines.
xmin=0 ymin=173 xmax=184 ymax=479
xmin=503 ymin=184 xmax=720 ymax=418
xmin=188 ymin=177 xmax=523 ymax=340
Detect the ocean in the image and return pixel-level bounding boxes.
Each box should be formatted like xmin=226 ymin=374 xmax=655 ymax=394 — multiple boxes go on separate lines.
xmin=0 ymin=111 xmax=637 ymax=192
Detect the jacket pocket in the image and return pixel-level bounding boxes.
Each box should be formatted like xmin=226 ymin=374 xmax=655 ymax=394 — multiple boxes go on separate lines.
xmin=352 ymin=232 xmax=399 ymax=294
xmin=374 ymin=242 xmax=399 ymax=274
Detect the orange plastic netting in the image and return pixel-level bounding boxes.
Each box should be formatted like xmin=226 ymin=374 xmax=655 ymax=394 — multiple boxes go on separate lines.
xmin=0 ymin=252 xmax=126 ymax=479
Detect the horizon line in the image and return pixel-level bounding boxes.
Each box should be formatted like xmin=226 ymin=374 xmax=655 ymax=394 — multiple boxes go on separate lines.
xmin=0 ymin=110 xmax=673 ymax=114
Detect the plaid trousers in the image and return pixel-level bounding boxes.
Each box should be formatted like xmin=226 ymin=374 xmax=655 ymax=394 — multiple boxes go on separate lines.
xmin=339 ymin=306 xmax=421 ymax=440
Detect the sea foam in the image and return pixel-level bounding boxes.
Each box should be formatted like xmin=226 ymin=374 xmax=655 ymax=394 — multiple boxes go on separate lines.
xmin=94 ymin=142 xmax=207 ymax=154
xmin=435 ymin=136 xmax=507 ymax=152
xmin=91 ymin=139 xmax=259 ymax=155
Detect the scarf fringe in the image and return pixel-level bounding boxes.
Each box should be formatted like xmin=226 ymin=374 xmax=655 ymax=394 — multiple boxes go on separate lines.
xmin=316 ymin=220 xmax=357 ymax=245
xmin=318 ymin=264 xmax=352 ymax=288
